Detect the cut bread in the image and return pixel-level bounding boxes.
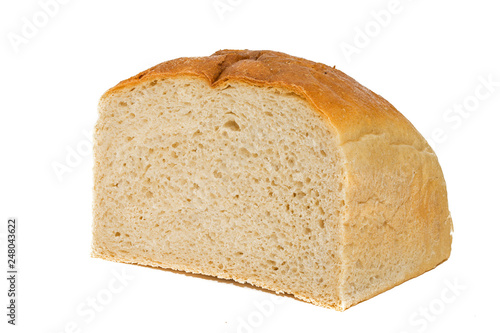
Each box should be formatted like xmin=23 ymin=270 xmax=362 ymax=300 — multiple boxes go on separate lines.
xmin=92 ymin=49 xmax=453 ymax=310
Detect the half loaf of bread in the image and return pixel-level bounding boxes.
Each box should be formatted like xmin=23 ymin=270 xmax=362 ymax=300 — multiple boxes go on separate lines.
xmin=92 ymin=49 xmax=453 ymax=310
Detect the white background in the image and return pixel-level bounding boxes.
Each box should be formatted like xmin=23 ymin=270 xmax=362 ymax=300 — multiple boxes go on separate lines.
xmin=1 ymin=0 xmax=499 ymax=332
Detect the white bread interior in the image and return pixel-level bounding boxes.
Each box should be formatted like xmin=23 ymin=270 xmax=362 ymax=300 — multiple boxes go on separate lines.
xmin=93 ymin=78 xmax=346 ymax=308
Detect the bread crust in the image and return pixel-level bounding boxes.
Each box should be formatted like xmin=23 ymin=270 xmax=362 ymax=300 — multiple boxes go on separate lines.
xmin=98 ymin=49 xmax=453 ymax=309
xmin=105 ymin=49 xmax=414 ymax=145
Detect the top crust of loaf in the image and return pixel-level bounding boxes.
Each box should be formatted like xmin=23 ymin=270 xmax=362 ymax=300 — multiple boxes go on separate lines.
xmin=104 ymin=49 xmax=421 ymax=147
xmin=99 ymin=50 xmax=453 ymax=310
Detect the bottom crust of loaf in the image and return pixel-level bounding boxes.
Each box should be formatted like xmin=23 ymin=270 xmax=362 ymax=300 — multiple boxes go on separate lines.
xmin=92 ymin=250 xmax=449 ymax=311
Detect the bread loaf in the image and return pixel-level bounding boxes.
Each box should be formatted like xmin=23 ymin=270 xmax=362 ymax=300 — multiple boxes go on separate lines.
xmin=92 ymin=49 xmax=453 ymax=310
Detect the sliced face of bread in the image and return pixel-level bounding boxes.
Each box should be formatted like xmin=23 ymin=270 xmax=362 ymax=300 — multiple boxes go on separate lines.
xmin=92 ymin=50 xmax=453 ymax=310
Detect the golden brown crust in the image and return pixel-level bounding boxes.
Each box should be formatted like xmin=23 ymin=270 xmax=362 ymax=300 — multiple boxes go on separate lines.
xmin=101 ymin=49 xmax=453 ymax=309
xmin=105 ymin=49 xmax=417 ymax=146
